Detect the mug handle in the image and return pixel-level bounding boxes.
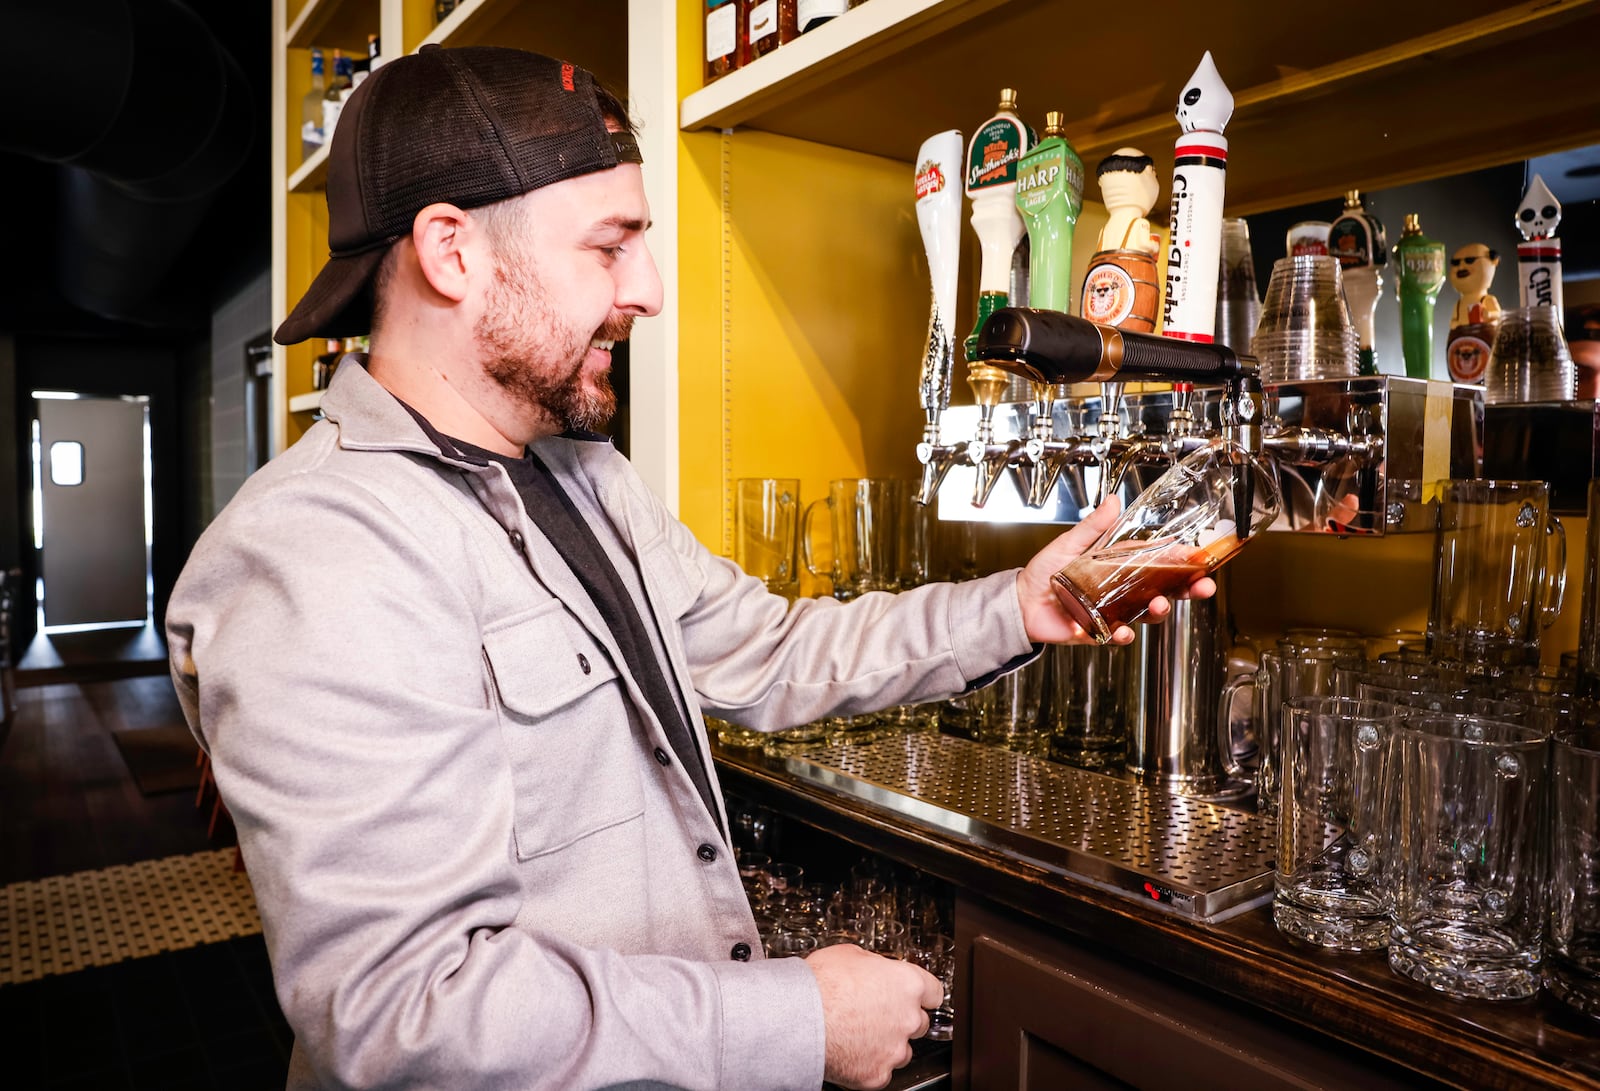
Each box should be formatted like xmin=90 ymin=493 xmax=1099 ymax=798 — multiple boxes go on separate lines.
xmin=1541 ymin=514 xmax=1568 ymax=630
xmin=1216 ymin=668 xmax=1257 ymax=781
xmin=800 ymin=498 xmax=831 ymax=584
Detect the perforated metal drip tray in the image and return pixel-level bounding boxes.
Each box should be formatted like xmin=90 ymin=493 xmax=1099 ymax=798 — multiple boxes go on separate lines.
xmin=774 ymin=733 xmax=1275 ymax=923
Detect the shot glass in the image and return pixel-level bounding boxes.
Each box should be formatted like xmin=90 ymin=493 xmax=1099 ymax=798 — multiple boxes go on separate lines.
xmin=1387 ymin=715 xmax=1550 ymax=1000
xmin=1274 ymin=697 xmax=1404 ymax=951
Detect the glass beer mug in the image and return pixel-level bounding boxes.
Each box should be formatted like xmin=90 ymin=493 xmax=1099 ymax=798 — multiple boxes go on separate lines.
xmin=1051 ymin=439 xmax=1282 ymax=643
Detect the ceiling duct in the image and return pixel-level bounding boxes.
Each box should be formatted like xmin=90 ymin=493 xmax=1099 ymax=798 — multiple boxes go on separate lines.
xmin=0 ymin=0 xmax=254 ymax=322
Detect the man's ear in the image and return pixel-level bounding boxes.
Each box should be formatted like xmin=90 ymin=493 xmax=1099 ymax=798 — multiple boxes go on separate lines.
xmin=410 ymin=203 xmax=475 ymax=304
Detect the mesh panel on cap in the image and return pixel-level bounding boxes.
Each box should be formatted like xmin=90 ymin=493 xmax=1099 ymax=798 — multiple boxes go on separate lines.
xmin=358 ymin=47 xmax=617 ymax=242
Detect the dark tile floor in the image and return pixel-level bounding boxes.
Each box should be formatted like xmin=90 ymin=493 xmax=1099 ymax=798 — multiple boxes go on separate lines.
xmin=0 ymin=668 xmax=293 ymax=1090
xmin=2 ymin=934 xmax=291 ymax=1091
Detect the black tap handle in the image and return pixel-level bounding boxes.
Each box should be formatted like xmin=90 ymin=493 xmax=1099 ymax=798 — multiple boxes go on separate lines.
xmin=976 ymin=308 xmax=1254 ymax=386
xmin=1118 ymin=330 xmax=1251 ymax=383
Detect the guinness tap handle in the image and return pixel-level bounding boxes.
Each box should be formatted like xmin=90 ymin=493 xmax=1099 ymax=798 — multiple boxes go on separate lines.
xmin=976 ymin=307 xmax=1253 ymax=385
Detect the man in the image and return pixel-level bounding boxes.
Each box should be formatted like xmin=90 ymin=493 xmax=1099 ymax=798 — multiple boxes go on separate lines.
xmin=168 ymin=46 xmax=1211 ymax=1090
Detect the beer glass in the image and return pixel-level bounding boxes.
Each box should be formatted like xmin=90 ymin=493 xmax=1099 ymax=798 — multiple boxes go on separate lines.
xmin=1224 ymin=631 xmax=1365 ymax=816
xmin=733 ymin=477 xmax=800 ymax=599
xmin=972 ymin=657 xmax=1049 ymax=756
xmin=1274 ymin=697 xmax=1404 ymax=951
xmin=1387 ymin=714 xmax=1549 ymax=1000
xmin=1549 ymin=722 xmax=1600 ymax=1017
xmin=1579 ymin=479 xmax=1600 ymax=698
xmin=1044 ymin=642 xmax=1130 ymax=769
xmin=1051 ymin=439 xmax=1281 ymax=644
xmin=1428 ymin=479 xmax=1565 ymax=669
xmin=801 ymin=478 xmax=901 ymax=601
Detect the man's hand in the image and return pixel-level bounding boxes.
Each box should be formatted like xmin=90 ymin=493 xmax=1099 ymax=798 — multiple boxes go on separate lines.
xmin=806 ymin=944 xmax=942 ymax=1090
xmin=1016 ymin=496 xmax=1217 ymax=645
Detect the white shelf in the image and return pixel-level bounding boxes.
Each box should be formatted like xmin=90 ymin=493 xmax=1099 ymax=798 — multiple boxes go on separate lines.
xmin=288 ymin=142 xmax=330 ymax=193
xmin=419 ymin=0 xmax=490 ymax=49
xmin=288 ymin=391 xmax=325 ymax=414
xmin=680 ymin=0 xmax=1003 ymax=132
xmin=287 ymin=0 xmax=377 ymax=51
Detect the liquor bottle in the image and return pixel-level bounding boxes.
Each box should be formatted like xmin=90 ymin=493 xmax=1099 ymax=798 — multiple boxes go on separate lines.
xmin=312 ymin=339 xmax=342 ymax=391
xmin=705 ymin=1 xmax=747 ymax=83
xmin=798 ymin=0 xmax=850 ymax=33
xmin=366 ymin=33 xmax=382 ymax=73
xmin=300 ymin=48 xmax=326 ymax=161
xmin=748 ymin=0 xmax=797 ymax=58
xmin=321 ymin=51 xmax=354 ymax=143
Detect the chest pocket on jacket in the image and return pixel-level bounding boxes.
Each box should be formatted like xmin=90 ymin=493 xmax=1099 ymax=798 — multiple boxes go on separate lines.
xmin=483 ymin=604 xmax=644 ymax=861
xmin=637 ymin=536 xmax=708 ymax=622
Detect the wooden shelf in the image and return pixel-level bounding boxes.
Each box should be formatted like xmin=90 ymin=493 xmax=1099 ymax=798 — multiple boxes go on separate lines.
xmin=288 ymin=391 xmax=325 ymax=414
xmin=680 ymin=0 xmax=1600 ymax=213
xmin=288 ymin=142 xmax=330 ymax=193
xmin=287 ymin=0 xmax=380 ymax=51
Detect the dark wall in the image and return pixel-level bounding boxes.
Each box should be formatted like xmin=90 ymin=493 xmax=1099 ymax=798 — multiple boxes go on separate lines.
xmin=12 ymin=337 xmax=188 ymax=647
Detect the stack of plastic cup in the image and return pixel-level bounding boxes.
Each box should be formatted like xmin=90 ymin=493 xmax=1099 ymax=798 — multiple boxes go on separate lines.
xmin=1485 ymin=306 xmax=1575 ymax=404
xmin=1250 ymin=255 xmax=1360 ymax=384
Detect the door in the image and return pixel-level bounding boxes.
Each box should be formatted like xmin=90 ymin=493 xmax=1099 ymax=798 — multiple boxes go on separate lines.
xmin=37 ymin=395 xmax=149 ymax=628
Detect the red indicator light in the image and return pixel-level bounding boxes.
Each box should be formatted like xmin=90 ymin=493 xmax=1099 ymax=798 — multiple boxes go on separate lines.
xmin=1143 ymin=882 xmax=1161 ymax=901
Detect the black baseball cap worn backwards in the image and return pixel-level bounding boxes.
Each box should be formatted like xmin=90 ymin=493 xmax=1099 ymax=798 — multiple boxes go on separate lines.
xmin=275 ymin=45 xmax=642 ymax=345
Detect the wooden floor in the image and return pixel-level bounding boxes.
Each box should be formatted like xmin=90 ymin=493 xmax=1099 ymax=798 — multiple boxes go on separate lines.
xmin=0 ymin=676 xmax=220 ymax=887
xmin=15 ymin=622 xmax=170 ymax=688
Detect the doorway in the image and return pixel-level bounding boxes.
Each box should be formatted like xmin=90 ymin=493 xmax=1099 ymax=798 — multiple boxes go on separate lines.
xmin=32 ymin=392 xmax=152 ymax=632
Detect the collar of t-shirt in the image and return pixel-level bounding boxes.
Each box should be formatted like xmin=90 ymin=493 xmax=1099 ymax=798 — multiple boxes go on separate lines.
xmin=395 ymin=401 xmax=723 ymax=836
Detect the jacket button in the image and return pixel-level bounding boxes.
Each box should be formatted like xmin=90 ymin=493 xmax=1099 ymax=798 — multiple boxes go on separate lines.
xmin=577 ymin=653 xmax=591 ymax=674
xmin=654 ymin=747 xmax=670 ymax=766
xmin=508 ymin=531 xmax=524 ymax=551
xmin=697 ymin=843 xmax=718 ymax=863
xmin=731 ymin=942 xmax=751 ymax=961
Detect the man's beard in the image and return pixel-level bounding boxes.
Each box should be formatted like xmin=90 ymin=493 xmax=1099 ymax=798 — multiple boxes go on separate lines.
xmin=474 ymin=249 xmax=631 ymax=434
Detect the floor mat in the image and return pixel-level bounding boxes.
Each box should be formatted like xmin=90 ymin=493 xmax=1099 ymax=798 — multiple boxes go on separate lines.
xmin=111 ymin=725 xmax=202 ymax=795
xmin=0 ymin=848 xmax=262 ymax=986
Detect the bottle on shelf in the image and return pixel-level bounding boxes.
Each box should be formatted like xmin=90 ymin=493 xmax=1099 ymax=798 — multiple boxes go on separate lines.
xmin=748 ymin=0 xmax=798 ymax=59
xmin=705 ymin=1 xmax=748 ymax=83
xmin=366 ymin=33 xmax=382 ymax=74
xmin=300 ymin=48 xmax=326 ymax=161
xmin=798 ymin=0 xmax=852 ymax=34
xmin=321 ymin=51 xmax=355 ymax=143
xmin=312 ymin=339 xmax=342 ymax=391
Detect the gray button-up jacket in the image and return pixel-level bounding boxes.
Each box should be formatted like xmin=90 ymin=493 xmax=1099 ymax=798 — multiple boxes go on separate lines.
xmin=167 ymin=360 xmax=1034 ymax=1089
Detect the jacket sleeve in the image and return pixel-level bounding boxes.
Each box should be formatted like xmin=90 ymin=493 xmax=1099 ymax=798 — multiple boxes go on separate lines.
xmin=614 ymin=466 xmax=1037 ymax=729
xmin=167 ymin=469 xmax=824 ymax=1091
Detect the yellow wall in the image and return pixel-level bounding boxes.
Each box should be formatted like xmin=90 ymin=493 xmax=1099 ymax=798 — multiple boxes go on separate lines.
xmin=677 ymin=129 xmax=931 ymax=565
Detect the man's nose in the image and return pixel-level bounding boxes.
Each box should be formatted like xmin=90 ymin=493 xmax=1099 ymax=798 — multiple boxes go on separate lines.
xmin=618 ymin=243 xmax=664 ymax=317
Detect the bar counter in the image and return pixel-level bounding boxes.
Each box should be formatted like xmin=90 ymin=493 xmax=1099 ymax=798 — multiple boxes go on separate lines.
xmin=715 ymin=734 xmax=1600 ymax=1090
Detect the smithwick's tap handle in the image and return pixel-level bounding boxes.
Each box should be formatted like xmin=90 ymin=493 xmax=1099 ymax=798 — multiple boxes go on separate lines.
xmin=914 ymin=130 xmax=965 ymax=424
xmin=976 ymin=307 xmax=1255 ymax=385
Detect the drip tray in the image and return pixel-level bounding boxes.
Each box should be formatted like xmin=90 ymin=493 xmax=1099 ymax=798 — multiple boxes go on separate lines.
xmin=778 ymin=733 xmax=1275 ymax=923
